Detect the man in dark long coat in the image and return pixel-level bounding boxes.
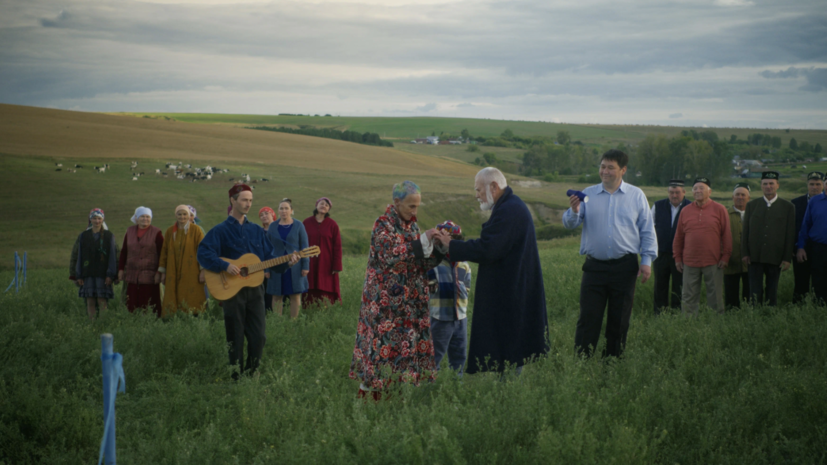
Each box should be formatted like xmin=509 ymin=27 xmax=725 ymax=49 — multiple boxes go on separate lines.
xmin=742 ymin=171 xmax=796 ymax=306
xmin=436 ymin=167 xmax=549 ymax=374
xmin=650 ymin=179 xmax=691 ymax=313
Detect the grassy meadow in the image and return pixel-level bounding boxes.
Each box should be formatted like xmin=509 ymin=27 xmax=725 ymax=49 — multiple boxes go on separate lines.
xmin=2 ymin=244 xmax=826 ymax=464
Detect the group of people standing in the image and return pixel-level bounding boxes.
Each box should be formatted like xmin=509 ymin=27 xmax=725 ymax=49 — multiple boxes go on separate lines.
xmin=652 ymin=169 xmax=823 ymax=314
xmin=69 ymin=194 xmax=343 ymax=324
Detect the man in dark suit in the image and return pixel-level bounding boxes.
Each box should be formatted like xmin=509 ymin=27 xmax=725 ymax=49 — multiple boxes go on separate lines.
xmin=650 ymin=180 xmax=691 ymax=313
xmin=790 ymin=171 xmax=824 ymax=303
xmin=742 ymin=171 xmax=796 ymax=306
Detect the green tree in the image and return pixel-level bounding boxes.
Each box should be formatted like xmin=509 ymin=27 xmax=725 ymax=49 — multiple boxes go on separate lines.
xmin=799 ymin=141 xmax=812 ymax=152
xmin=730 ymin=135 xmax=738 ymax=143
xmin=790 ymin=138 xmax=798 ymax=150
xmin=483 ymin=152 xmax=499 ymax=165
xmin=501 ymin=129 xmax=514 ymax=140
xmin=461 ymin=129 xmax=470 ymax=140
xmin=556 ymin=130 xmax=571 ymax=145
xmin=815 ymin=143 xmax=823 ymax=154
xmin=466 ymin=144 xmax=480 ymax=153
xmin=771 ymin=136 xmax=782 ymax=149
xmin=699 ymin=131 xmax=719 ymax=144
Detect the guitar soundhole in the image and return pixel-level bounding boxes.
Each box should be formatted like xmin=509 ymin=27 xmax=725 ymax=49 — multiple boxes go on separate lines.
xmin=240 ymin=267 xmax=249 ymax=277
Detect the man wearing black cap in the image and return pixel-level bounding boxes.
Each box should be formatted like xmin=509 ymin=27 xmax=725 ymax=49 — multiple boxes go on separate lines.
xmin=796 ymin=175 xmax=827 ymax=304
xmin=742 ymin=171 xmax=796 ymax=306
xmin=791 ymin=171 xmax=824 ymax=303
xmin=650 ymin=179 xmax=691 ymax=313
xmin=198 ymin=183 xmax=300 ymax=379
xmin=724 ymin=183 xmax=751 ymax=308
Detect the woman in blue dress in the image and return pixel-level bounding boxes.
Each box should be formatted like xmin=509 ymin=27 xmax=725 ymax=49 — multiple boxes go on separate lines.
xmin=267 ymin=199 xmax=310 ymax=318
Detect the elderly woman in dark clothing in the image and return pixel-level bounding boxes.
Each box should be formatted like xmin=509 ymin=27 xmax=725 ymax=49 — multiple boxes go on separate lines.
xmin=74 ymin=208 xmax=118 ymax=320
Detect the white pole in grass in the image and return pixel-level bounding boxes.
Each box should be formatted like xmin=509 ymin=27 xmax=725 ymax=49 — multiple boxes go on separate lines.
xmin=98 ymin=334 xmax=125 ymax=465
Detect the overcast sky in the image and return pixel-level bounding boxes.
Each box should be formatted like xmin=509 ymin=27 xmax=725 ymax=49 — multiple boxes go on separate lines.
xmin=1 ymin=0 xmax=825 ymax=128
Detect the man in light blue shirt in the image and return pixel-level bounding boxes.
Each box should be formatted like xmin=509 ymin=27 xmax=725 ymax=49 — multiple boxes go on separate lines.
xmin=562 ymin=149 xmax=658 ymax=357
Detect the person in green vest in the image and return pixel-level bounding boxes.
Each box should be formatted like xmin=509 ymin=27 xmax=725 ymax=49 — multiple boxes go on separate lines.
xmin=742 ymin=171 xmax=796 ymax=306
xmin=724 ymin=183 xmax=751 ymax=308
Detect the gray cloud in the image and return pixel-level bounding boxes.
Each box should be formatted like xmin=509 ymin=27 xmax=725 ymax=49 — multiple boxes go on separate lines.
xmin=669 ymin=113 xmax=683 ymax=119
xmin=0 ymin=0 xmax=825 ymax=127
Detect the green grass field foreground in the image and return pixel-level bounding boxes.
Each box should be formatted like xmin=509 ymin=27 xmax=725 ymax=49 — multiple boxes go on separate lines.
xmin=2 ymin=246 xmax=826 ymax=464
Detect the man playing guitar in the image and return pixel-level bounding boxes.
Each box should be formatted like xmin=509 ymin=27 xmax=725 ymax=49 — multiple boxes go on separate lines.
xmin=198 ymin=183 xmax=300 ymax=380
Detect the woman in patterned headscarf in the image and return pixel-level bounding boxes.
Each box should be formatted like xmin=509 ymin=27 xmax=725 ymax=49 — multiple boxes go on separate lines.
xmin=74 ymin=208 xmax=118 ymax=320
xmin=158 ymin=205 xmax=207 ymax=316
xmin=349 ymin=181 xmax=447 ymax=400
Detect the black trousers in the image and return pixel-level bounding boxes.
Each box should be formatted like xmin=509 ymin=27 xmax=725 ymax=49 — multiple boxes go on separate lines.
xmin=792 ymin=246 xmax=812 ymax=304
xmin=748 ymin=263 xmax=782 ymax=307
xmin=724 ymin=272 xmax=749 ymax=309
xmin=575 ymin=254 xmax=638 ymax=358
xmin=808 ymin=242 xmax=827 ymax=304
xmin=652 ymin=254 xmax=681 ymax=313
xmin=223 ymin=285 xmax=267 ymax=377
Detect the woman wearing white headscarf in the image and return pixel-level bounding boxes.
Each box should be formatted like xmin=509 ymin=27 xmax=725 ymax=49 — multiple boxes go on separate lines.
xmin=118 ymin=206 xmax=164 ymax=316
xmin=158 ymin=205 xmax=207 ymax=316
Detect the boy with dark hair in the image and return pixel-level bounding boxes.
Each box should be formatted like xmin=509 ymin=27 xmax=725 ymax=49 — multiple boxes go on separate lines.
xmin=428 ymin=221 xmax=471 ymax=373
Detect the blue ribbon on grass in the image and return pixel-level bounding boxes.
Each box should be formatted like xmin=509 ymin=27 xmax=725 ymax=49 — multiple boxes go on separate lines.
xmin=98 ymin=352 xmax=125 ymax=465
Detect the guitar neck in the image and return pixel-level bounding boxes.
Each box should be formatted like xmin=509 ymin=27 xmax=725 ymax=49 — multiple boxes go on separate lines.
xmin=249 ymin=255 xmax=293 ymax=273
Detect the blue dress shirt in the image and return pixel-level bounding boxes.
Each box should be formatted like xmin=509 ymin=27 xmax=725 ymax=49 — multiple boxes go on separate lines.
xmin=797 ymin=193 xmax=827 ymax=249
xmin=197 ymin=215 xmax=286 ymax=273
xmin=562 ymin=181 xmax=658 ymax=266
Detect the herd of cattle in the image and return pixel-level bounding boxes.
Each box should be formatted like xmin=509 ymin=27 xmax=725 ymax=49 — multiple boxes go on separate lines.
xmin=53 ymin=161 xmax=270 ymax=186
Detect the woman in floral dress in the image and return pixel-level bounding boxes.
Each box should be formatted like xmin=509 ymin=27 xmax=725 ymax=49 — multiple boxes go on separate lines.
xmin=349 ymin=181 xmax=447 ymax=399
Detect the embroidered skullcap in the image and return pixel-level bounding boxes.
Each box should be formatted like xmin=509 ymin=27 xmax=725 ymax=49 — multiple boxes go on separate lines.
xmin=316 ymin=197 xmax=332 ymax=208
xmin=392 ymin=181 xmax=421 ymax=201
xmin=761 ymin=171 xmax=779 ymax=180
xmin=668 ymin=179 xmax=685 ymax=187
xmin=807 ymin=171 xmax=824 ymax=181
xmin=229 ymin=183 xmax=252 ymax=197
xmin=693 ymin=177 xmax=711 ymax=188
xmin=436 ymin=220 xmax=462 ymax=236
xmin=131 ymin=206 xmax=152 ymax=224
xmin=733 ymin=182 xmax=751 ymax=193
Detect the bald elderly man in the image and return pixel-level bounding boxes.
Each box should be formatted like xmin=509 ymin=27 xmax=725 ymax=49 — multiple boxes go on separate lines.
xmin=673 ymin=177 xmax=731 ymax=315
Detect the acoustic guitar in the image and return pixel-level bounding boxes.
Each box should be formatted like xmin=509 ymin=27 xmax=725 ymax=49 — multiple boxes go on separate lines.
xmin=204 ymin=246 xmax=320 ymax=301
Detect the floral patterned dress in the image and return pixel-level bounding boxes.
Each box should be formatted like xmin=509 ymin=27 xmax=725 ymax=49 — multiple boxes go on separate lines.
xmin=350 ymin=204 xmax=443 ymax=389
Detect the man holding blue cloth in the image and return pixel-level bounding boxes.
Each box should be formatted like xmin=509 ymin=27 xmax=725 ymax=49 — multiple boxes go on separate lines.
xmin=563 ymin=149 xmax=657 ymax=358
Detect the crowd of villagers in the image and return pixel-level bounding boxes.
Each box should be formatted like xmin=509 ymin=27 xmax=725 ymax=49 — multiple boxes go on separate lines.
xmin=69 ymin=198 xmax=342 ymax=320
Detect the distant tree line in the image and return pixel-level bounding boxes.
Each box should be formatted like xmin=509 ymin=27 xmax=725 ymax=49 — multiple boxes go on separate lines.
xmin=248 ymin=126 xmax=393 ymax=147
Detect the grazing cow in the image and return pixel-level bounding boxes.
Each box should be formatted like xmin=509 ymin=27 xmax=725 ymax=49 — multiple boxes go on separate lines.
xmin=199 ymin=176 xmax=207 ymax=180
xmin=75 ymin=164 xmax=82 ymax=168
xmin=99 ymin=168 xmax=106 ymax=173
xmin=228 ymin=178 xmax=234 ymax=181
xmin=55 ymin=168 xmax=62 ymax=171
xmin=261 ymin=178 xmax=268 ymax=182
xmin=162 ymin=172 xmax=167 ymax=175
xmin=139 ymin=172 xmax=145 ymax=175
xmin=206 ymin=175 xmax=212 ymax=180
xmin=155 ymin=169 xmax=161 ymax=174
xmin=132 ymin=177 xmax=138 ymax=181
xmin=56 ymin=163 xmax=63 ymax=167
xmin=177 ymin=174 xmax=184 ymax=179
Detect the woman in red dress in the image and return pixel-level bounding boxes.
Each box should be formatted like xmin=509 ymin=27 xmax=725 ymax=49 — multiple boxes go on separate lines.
xmin=118 ymin=206 xmax=164 ymax=316
xmin=302 ymin=197 xmax=343 ymax=306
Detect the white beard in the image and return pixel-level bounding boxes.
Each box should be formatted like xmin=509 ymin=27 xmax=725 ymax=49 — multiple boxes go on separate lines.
xmin=478 ymin=186 xmax=495 ymax=211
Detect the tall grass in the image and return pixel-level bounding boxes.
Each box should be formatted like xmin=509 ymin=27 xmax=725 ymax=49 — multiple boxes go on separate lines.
xmin=1 ymin=248 xmax=826 ymax=464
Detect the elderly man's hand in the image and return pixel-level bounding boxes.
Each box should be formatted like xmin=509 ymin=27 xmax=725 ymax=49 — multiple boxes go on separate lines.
xmin=675 ymin=261 xmax=684 ymax=273
xmin=569 ymin=194 xmax=581 ymax=214
xmin=780 ymin=261 xmax=791 ymax=271
xmin=797 ymin=249 xmax=807 ymax=263
xmin=638 ymin=265 xmax=651 ymax=283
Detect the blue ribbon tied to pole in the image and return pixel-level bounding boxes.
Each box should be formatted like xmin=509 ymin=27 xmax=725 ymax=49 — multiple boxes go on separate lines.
xmin=99 ymin=334 xmax=126 ymax=465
